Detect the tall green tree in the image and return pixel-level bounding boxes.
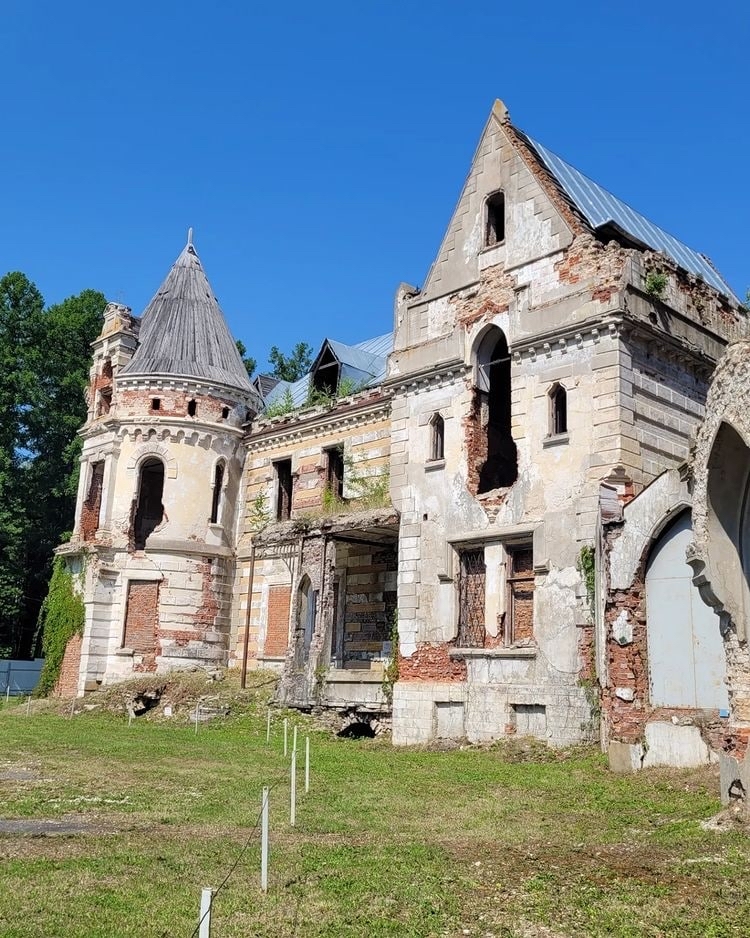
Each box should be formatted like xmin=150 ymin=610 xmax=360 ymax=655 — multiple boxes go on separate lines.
xmin=268 ymin=341 xmax=313 ymax=382
xmin=0 ymin=275 xmax=106 ymax=658
xmin=235 ymin=339 xmax=256 ymax=378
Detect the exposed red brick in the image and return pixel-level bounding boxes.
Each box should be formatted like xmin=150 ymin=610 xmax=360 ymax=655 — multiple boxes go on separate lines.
xmin=54 ymin=633 xmax=82 ymax=698
xmin=124 ymin=581 xmax=159 ymax=659
xmin=193 ymin=559 xmax=219 ymax=630
xmin=265 ymin=585 xmax=291 ymax=657
xmin=398 ymin=642 xmax=467 ymax=683
xmin=80 ymin=461 xmax=104 ymax=541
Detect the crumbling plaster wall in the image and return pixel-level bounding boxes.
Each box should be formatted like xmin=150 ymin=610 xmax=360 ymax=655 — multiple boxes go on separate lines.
xmin=690 ymin=340 xmax=750 ymax=802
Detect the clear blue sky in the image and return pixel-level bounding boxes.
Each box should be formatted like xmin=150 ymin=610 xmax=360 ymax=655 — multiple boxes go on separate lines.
xmin=1 ymin=1 xmax=747 ymax=370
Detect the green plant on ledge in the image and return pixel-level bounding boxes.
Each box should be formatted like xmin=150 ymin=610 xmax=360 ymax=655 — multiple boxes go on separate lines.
xmin=381 ymin=611 xmax=399 ymax=705
xmin=644 ymin=269 xmax=668 ymax=299
xmin=35 ymin=557 xmax=86 ymax=697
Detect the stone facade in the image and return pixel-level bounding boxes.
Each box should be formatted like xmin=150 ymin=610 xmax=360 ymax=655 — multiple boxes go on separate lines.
xmin=57 ymin=101 xmax=748 ymax=784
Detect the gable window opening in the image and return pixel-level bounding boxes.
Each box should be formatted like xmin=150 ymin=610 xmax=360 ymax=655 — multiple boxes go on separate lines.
xmin=275 ymin=458 xmax=293 ymax=522
xmin=312 ymin=345 xmax=340 ymax=398
xmin=475 ymin=329 xmax=518 ymax=493
xmin=506 ymin=544 xmax=535 ymax=645
xmin=221 ymin=406 xmax=230 ymax=420
xmin=133 ymin=457 xmax=165 ymax=551
xmin=549 ymin=384 xmax=567 ymax=436
xmin=151 ymin=397 xmax=161 ymax=411
xmin=485 ymin=191 xmax=505 ymax=247
xmin=430 ymin=413 xmax=445 ymax=462
xmin=210 ymin=461 xmax=225 ymax=525
xmin=457 ymin=547 xmax=486 ymax=648
xmin=187 ymin=399 xmax=197 ymax=417
xmin=325 ymin=446 xmax=345 ymax=502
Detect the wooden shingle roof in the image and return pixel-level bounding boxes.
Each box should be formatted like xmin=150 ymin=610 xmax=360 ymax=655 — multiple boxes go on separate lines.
xmin=121 ymin=237 xmax=255 ymax=393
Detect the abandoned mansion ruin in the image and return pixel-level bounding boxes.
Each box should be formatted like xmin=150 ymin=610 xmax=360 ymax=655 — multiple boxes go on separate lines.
xmin=56 ymin=100 xmax=750 ymax=786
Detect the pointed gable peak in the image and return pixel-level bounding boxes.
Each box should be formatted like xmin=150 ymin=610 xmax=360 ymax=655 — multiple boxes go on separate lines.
xmin=121 ymin=235 xmax=257 ymax=396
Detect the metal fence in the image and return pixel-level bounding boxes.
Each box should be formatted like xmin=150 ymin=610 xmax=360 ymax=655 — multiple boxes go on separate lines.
xmin=0 ymin=659 xmax=44 ymax=696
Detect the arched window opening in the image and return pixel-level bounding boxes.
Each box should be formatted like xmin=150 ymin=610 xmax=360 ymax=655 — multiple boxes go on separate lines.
xmin=474 ymin=328 xmax=517 ymax=493
xmin=297 ymin=575 xmax=317 ymax=657
xmin=210 ymin=461 xmax=225 ymax=525
xmin=430 ymin=413 xmax=445 ymax=462
xmin=187 ymin=399 xmax=197 ymax=417
xmin=312 ymin=345 xmax=340 ymax=397
xmin=549 ymin=384 xmax=567 ymax=436
xmin=485 ymin=191 xmax=505 ymax=247
xmin=101 ymin=359 xmax=113 ymax=380
xmin=133 ymin=458 xmax=165 ymax=550
xmin=221 ymin=406 xmax=230 ymax=420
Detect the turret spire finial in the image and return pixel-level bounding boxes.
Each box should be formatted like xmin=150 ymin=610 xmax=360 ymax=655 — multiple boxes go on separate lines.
xmin=187 ymin=226 xmax=194 ymax=247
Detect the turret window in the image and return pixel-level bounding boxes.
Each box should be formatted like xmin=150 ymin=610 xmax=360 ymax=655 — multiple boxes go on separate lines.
xmin=429 ymin=413 xmax=445 ymax=462
xmin=549 ymin=384 xmax=567 ymax=437
xmin=133 ymin=458 xmax=165 ymax=550
xmin=151 ymin=398 xmax=161 ymax=411
xmin=187 ymin=399 xmax=197 ymax=417
xmin=210 ymin=461 xmax=225 ymax=525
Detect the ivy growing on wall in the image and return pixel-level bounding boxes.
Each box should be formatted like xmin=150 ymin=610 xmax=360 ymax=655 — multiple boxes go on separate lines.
xmin=35 ymin=557 xmax=85 ymax=697
xmin=381 ymin=611 xmax=399 ymax=704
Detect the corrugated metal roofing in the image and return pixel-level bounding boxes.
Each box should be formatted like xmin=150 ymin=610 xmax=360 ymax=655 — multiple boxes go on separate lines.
xmin=262 ymin=331 xmax=394 ymax=411
xmin=121 ymin=241 xmax=258 ymax=394
xmin=525 ymin=135 xmax=738 ymax=301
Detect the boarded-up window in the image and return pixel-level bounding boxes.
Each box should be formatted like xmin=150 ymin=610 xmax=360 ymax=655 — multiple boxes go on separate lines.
xmin=507 ymin=546 xmax=534 ymax=642
xmin=80 ymin=461 xmax=104 ymax=541
xmin=457 ymin=548 xmax=486 ymax=647
xmin=264 ymin=585 xmax=291 ymax=658
xmin=123 ymin=580 xmax=159 ymax=653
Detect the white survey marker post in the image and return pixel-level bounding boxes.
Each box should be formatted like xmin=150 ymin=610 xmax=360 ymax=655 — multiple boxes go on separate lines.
xmin=290 ymin=751 xmax=297 ymax=826
xmin=292 ymin=724 xmax=298 ymax=755
xmin=261 ymin=786 xmax=269 ymax=892
xmin=199 ymin=887 xmax=213 ymax=938
xmin=283 ymin=717 xmax=288 ymax=757
xmin=305 ymin=736 xmax=310 ymax=793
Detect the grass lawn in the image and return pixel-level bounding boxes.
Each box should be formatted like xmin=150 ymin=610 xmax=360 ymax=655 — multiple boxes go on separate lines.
xmin=0 ymin=676 xmax=748 ymax=937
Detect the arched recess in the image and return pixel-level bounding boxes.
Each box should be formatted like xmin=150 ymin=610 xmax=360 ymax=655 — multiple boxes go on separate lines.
xmin=646 ymin=509 xmax=728 ymax=709
xmin=700 ymin=422 xmax=750 ymax=640
xmin=472 ymin=326 xmax=517 ymax=492
xmin=210 ymin=459 xmax=227 ymax=525
xmin=133 ymin=457 xmax=165 ymax=550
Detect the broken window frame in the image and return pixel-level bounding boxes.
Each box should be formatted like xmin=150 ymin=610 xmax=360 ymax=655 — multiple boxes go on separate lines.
xmin=505 ymin=543 xmax=535 ymax=645
xmin=456 ymin=546 xmax=486 ymax=647
xmin=274 ymin=458 xmax=293 ymax=522
xmin=324 ymin=445 xmax=345 ymax=501
xmin=548 ymin=383 xmax=568 ymax=437
xmin=132 ymin=457 xmax=165 ymax=551
xmin=473 ymin=327 xmax=518 ymax=493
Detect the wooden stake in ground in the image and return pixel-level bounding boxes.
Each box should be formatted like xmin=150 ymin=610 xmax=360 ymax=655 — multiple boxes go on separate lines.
xmin=283 ymin=717 xmax=288 ymax=757
xmin=261 ymin=786 xmax=269 ymax=893
xmin=292 ymin=724 xmax=298 ymax=755
xmin=305 ymin=736 xmax=310 ymax=794
xmin=290 ymin=750 xmax=297 ymax=827
xmin=198 ymin=887 xmax=213 ymax=938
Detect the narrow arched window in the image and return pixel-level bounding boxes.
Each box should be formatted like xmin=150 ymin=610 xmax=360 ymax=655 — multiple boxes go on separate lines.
xmin=485 ymin=191 xmax=505 ymax=247
xmin=210 ymin=461 xmax=225 ymax=524
xmin=473 ymin=327 xmax=517 ymax=493
xmin=549 ymin=384 xmax=567 ymax=436
xmin=133 ymin=458 xmax=165 ymax=550
xmin=187 ymin=399 xmax=197 ymax=417
xmin=430 ymin=413 xmax=445 ymax=461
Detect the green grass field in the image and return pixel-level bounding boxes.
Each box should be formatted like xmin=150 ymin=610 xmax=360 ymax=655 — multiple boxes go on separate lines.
xmin=0 ymin=677 xmax=748 ymax=937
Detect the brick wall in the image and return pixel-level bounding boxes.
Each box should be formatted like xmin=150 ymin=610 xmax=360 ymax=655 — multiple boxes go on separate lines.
xmin=265 ymin=585 xmax=291 ymax=657
xmin=123 ymin=581 xmax=159 ymax=655
xmin=341 ymin=546 xmax=397 ymax=664
xmin=54 ymin=633 xmax=82 ymax=698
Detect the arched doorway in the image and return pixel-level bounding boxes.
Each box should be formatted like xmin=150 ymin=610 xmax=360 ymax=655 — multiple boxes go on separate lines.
xmin=646 ymin=510 xmax=728 ymax=709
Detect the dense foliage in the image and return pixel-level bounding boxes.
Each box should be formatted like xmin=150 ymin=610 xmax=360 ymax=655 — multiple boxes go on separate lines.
xmin=35 ymin=557 xmax=85 ymax=696
xmin=0 ymin=272 xmax=105 ymax=658
xmin=268 ymin=341 xmax=312 ymax=381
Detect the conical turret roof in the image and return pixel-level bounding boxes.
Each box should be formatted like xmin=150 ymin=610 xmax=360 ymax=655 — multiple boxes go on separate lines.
xmin=121 ymin=237 xmax=254 ymax=392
